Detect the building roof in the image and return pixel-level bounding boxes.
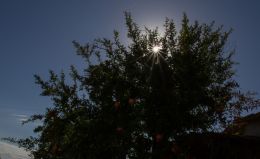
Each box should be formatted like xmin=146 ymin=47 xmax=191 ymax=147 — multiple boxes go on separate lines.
xmin=178 ymin=133 xmax=260 ymax=159
xmin=225 ymin=112 xmax=260 ymax=135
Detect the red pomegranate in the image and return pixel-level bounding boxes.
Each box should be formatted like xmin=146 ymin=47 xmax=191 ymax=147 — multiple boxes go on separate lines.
xmin=114 ymin=101 xmax=120 ymax=110
xmin=155 ymin=133 xmax=163 ymax=143
xmin=171 ymin=143 xmax=181 ymax=155
xmin=128 ymin=98 xmax=136 ymax=105
xmin=116 ymin=127 xmax=124 ymax=135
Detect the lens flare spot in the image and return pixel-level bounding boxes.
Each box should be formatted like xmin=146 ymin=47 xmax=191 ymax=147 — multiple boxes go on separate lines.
xmin=152 ymin=45 xmax=162 ymax=53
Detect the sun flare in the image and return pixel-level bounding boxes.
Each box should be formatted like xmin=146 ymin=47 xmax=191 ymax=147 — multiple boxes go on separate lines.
xmin=152 ymin=45 xmax=162 ymax=53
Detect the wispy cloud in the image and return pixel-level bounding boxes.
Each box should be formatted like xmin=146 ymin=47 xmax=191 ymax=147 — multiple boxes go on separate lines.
xmin=18 ymin=118 xmax=28 ymax=122
xmin=12 ymin=114 xmax=29 ymax=123
xmin=13 ymin=114 xmax=28 ymax=118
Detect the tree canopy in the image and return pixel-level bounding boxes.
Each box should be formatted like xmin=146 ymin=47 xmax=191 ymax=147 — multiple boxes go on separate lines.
xmin=13 ymin=12 xmax=260 ymax=159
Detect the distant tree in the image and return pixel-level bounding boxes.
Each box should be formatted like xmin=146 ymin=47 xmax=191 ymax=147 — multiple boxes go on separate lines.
xmin=14 ymin=12 xmax=260 ymax=158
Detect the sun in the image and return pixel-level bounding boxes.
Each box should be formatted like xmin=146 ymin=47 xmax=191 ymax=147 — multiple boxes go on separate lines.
xmin=143 ymin=44 xmax=163 ymax=65
xmin=148 ymin=44 xmax=162 ymax=64
xmin=152 ymin=45 xmax=162 ymax=54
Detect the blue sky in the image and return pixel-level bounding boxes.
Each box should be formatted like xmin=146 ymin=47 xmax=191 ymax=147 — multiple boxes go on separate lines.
xmin=0 ymin=0 xmax=259 ymax=138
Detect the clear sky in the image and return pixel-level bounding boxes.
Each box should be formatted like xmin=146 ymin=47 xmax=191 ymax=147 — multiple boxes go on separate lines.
xmin=0 ymin=0 xmax=259 ymax=138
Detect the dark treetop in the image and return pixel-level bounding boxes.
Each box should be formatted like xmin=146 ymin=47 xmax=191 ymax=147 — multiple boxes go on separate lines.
xmin=12 ymin=13 xmax=260 ymax=159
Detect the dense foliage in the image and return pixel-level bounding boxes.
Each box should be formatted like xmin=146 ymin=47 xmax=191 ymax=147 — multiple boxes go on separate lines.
xmin=14 ymin=13 xmax=260 ymax=158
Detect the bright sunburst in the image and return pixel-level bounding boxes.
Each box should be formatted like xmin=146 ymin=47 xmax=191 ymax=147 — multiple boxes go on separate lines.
xmin=152 ymin=45 xmax=162 ymax=54
xmin=150 ymin=45 xmax=162 ymax=64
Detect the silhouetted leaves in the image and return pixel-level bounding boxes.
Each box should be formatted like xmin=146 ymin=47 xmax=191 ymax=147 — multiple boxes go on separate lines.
xmin=17 ymin=12 xmax=259 ymax=159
